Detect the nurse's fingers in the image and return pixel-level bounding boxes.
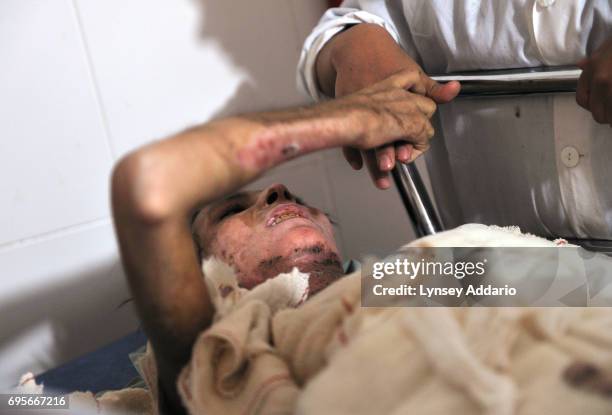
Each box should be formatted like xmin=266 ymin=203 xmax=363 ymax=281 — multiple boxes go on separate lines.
xmin=411 ymin=71 xmax=461 ymax=104
xmin=576 ymin=57 xmax=589 ymax=69
xmin=365 ymin=69 xmax=422 ymax=93
xmin=364 ymin=150 xmax=391 ymax=189
xmin=375 ymin=144 xmax=396 ymax=172
xmin=342 ymin=146 xmax=363 ymax=170
xmin=576 ymin=64 xmax=591 ymax=110
xmin=366 ymin=69 xmax=460 ymax=106
xmin=589 ymin=76 xmax=607 ymax=123
xmin=426 ymin=80 xmax=461 ymax=103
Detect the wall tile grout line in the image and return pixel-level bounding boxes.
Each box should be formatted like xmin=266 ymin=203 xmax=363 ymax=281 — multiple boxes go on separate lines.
xmin=69 ymin=0 xmax=117 ymax=162
xmin=0 ymin=217 xmax=113 ymax=254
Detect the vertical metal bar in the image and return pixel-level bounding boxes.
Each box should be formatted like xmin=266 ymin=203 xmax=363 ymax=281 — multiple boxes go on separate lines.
xmin=392 ymin=162 xmax=442 ymax=237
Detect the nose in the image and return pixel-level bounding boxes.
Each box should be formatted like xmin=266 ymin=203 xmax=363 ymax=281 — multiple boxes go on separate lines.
xmin=261 ymin=183 xmax=295 ymax=206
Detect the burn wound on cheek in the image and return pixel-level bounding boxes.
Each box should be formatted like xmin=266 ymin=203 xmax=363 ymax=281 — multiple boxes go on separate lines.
xmin=258 ymin=255 xmax=284 ymax=271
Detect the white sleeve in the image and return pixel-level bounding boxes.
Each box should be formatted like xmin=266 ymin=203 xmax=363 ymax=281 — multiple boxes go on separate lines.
xmin=297 ymin=3 xmax=401 ymax=102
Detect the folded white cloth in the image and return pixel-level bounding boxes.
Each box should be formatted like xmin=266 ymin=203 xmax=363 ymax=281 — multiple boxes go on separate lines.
xmin=175 ymin=257 xmax=309 ymax=415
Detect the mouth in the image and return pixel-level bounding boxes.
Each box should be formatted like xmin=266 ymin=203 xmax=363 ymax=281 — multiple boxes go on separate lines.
xmin=266 ymin=204 xmax=309 ymax=227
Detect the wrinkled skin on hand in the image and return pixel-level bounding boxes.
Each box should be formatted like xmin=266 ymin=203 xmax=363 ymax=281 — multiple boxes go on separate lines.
xmin=336 ymin=71 xmax=439 ymax=151
xmin=321 ymin=24 xmax=460 ymax=188
xmin=576 ymin=38 xmax=612 ymax=127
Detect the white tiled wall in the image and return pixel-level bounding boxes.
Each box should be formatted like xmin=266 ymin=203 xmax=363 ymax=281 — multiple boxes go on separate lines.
xmin=0 ymin=0 xmax=113 ymax=244
xmin=0 ymin=0 xmax=419 ymax=387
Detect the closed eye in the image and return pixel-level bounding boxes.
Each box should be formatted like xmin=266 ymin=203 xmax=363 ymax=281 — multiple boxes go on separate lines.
xmin=219 ymin=204 xmax=245 ymax=221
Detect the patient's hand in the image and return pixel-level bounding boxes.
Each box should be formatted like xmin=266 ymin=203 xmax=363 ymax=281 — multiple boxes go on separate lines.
xmin=317 ymin=24 xmax=460 ymax=188
xmin=325 ymin=69 xmax=438 ymax=154
xmin=577 ymin=38 xmax=612 ymax=127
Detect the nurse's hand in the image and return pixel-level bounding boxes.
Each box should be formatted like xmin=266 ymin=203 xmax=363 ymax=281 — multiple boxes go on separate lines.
xmin=576 ymin=38 xmax=612 ymax=127
xmin=316 ymin=23 xmax=460 ymax=189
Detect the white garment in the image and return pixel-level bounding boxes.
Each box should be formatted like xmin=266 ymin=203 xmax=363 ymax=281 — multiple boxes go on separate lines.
xmin=298 ymin=0 xmax=612 ymax=241
xmin=298 ymin=0 xmax=611 ymax=100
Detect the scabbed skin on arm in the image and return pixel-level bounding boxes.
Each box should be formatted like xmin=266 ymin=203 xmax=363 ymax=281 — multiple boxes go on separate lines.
xmin=236 ymin=132 xmax=303 ymax=170
xmin=237 ymin=111 xmax=359 ymax=170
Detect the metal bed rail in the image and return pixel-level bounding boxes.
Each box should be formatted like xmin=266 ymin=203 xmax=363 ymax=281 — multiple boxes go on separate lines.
xmin=393 ymin=66 xmax=580 ymax=238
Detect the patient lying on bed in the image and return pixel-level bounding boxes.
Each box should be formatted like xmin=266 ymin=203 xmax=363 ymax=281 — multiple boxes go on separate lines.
xmin=107 ymin=70 xmax=436 ymax=414
xmin=76 ymin=70 xmax=612 ymax=415
xmin=171 ymin=226 xmax=612 ymax=415
xmin=65 ymin=224 xmax=612 ymax=415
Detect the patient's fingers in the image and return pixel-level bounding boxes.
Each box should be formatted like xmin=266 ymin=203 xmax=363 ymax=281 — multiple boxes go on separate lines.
xmin=386 ymin=93 xmax=436 ymax=118
xmin=364 ymin=150 xmax=391 ymax=189
xmin=409 ymin=142 xmax=431 ymax=162
xmin=395 ymin=142 xmax=413 ymax=162
xmin=341 ymin=71 xmax=438 ymax=152
xmin=367 ymin=141 xmax=413 ymax=189
xmin=411 ymin=94 xmax=437 ymax=117
xmin=342 ymin=146 xmax=363 ymax=170
xmin=366 ymin=80 xmax=437 ymax=118
xmin=397 ymin=112 xmax=435 ymax=145
xmin=358 ymin=109 xmax=434 ymax=151
xmin=336 ymin=68 xmax=446 ymax=188
xmin=376 ymin=144 xmax=396 ymax=172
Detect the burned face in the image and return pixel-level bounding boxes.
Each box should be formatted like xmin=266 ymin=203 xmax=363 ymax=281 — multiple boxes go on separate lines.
xmin=192 ymin=184 xmax=343 ymax=294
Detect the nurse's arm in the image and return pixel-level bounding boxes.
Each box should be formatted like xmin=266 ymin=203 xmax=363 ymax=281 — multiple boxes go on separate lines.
xmin=316 ymin=23 xmax=458 ymax=100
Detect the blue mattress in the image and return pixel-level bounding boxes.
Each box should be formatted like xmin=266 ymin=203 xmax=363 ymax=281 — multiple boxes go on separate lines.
xmin=35 ymin=330 xmax=147 ymax=394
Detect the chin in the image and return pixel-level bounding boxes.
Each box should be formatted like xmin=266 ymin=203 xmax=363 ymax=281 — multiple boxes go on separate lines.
xmin=251 ymin=226 xmax=341 ymax=282
xmin=276 ymin=225 xmax=337 ymax=259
